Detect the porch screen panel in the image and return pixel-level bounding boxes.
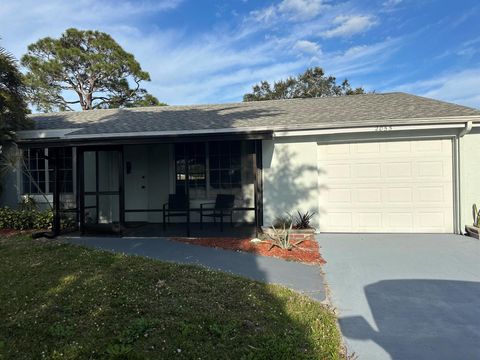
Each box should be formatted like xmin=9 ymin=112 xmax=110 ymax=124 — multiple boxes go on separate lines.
xmin=98 ymin=151 xmax=120 ymax=192
xmin=83 ymin=151 xmax=96 ymax=192
xmin=49 ymin=148 xmax=73 ymax=193
xmin=174 ymin=143 xmax=206 ymax=198
xmin=209 ymin=141 xmax=242 ymax=190
xmin=22 ymin=148 xmax=46 ymax=194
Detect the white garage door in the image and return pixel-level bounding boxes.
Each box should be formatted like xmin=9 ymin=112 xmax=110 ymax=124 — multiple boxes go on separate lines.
xmin=318 ymin=139 xmax=454 ymax=233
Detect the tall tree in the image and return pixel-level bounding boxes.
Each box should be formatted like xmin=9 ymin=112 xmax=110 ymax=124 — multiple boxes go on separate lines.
xmin=0 ymin=45 xmax=31 ymax=144
xmin=21 ymin=28 xmax=162 ymax=112
xmin=243 ymin=67 xmax=365 ymax=101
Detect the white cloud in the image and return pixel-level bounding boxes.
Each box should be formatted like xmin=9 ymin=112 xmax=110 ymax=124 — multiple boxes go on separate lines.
xmin=393 ymin=68 xmax=480 ymax=108
xmin=322 ymin=15 xmax=376 ymax=38
xmin=382 ymin=0 xmax=402 ymax=8
xmin=294 ymin=40 xmax=321 ymax=55
xmin=0 ymin=0 xmax=401 ymax=106
xmin=278 ymin=0 xmax=325 ymax=21
xmin=321 ymin=38 xmax=402 ymax=77
xmin=248 ymin=0 xmax=326 ymax=24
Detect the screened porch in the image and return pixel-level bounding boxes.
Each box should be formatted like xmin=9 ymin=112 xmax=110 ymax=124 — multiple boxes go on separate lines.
xmin=23 ymin=138 xmax=263 ymax=237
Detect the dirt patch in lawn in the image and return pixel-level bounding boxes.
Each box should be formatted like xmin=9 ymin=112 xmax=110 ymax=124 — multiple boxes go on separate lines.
xmin=169 ymin=237 xmax=326 ymax=265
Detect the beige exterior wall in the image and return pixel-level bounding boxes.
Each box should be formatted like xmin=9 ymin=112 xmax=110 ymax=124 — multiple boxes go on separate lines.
xmin=460 ymin=129 xmax=480 ymax=229
xmin=262 ymin=139 xmax=320 ymax=229
xmin=262 ymin=128 xmax=462 ymax=233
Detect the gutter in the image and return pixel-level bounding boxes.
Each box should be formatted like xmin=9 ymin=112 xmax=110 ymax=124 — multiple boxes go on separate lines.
xmin=273 ymin=123 xmax=470 ymax=138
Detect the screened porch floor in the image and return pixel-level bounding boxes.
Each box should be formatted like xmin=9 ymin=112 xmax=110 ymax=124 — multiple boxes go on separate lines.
xmin=122 ymin=222 xmax=257 ymax=238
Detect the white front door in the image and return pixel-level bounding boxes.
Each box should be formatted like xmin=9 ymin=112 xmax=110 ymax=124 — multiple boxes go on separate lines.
xmin=318 ymin=139 xmax=454 ymax=233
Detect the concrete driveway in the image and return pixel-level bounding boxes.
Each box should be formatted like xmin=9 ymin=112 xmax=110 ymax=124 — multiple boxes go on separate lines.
xmin=318 ymin=233 xmax=480 ymax=360
xmin=64 ymin=236 xmax=325 ymax=301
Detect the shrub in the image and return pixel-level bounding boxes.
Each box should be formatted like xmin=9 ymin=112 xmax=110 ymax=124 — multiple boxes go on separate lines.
xmin=272 ymin=211 xmax=316 ymax=230
xmin=272 ymin=214 xmax=293 ymax=228
xmin=0 ymin=207 xmax=53 ymax=230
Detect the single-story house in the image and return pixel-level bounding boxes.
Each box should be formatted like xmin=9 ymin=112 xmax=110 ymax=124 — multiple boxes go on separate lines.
xmin=1 ymin=92 xmax=479 ymax=236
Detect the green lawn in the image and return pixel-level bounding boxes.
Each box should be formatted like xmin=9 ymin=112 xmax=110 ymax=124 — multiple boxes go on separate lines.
xmin=0 ymin=236 xmax=343 ymax=359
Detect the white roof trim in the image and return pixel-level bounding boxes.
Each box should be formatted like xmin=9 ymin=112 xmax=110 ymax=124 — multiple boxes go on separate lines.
xmin=273 ymin=123 xmax=468 ymax=137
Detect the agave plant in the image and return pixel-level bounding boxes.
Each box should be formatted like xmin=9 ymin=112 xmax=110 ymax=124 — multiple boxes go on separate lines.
xmin=473 ymin=204 xmax=480 ymax=227
xmin=265 ymin=222 xmax=304 ymax=251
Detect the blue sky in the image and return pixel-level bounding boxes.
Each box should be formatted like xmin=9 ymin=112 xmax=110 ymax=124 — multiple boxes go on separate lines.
xmin=1 ymin=0 xmax=479 ymax=108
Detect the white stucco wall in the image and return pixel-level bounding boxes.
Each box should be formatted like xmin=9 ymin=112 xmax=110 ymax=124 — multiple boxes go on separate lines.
xmin=460 ymin=129 xmax=480 ymax=229
xmin=262 ymin=128 xmax=464 ymax=233
xmin=262 ymin=139 xmax=319 ymax=229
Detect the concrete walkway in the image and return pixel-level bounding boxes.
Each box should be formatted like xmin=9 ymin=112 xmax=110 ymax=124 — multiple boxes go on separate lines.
xmin=64 ymin=236 xmax=325 ymax=302
xmin=318 ymin=233 xmax=480 ymax=360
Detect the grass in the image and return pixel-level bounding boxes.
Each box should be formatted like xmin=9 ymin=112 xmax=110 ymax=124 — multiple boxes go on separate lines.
xmin=0 ymin=236 xmax=343 ymax=359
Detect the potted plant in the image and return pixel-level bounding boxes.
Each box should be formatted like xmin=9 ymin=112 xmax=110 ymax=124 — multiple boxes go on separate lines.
xmin=465 ymin=204 xmax=480 ymax=239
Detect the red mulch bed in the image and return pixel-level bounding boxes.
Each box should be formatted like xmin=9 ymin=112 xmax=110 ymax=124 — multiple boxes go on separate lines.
xmin=0 ymin=229 xmax=38 ymax=237
xmin=169 ymin=237 xmax=326 ymax=265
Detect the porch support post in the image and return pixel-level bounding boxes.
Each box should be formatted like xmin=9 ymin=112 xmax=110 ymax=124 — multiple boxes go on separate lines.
xmin=119 ymin=146 xmax=125 ymax=234
xmin=254 ymin=140 xmax=263 ymax=236
xmin=185 ymin=144 xmax=191 ymax=237
xmin=52 ymin=148 xmax=61 ymax=236
xmin=77 ymin=149 xmax=85 ymax=235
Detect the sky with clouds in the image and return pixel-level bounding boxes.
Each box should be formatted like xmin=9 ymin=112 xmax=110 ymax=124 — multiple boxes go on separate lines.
xmin=1 ymin=0 xmax=479 ymax=108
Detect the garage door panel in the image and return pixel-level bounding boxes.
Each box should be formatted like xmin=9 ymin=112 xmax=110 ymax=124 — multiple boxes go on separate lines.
xmin=318 ymin=139 xmax=454 ymax=233
xmin=385 ymin=162 xmax=413 ymax=177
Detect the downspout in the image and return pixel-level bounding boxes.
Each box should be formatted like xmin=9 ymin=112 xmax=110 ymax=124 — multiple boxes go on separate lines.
xmin=456 ymin=121 xmax=473 ymax=234
xmin=459 ymin=120 xmax=473 ymax=137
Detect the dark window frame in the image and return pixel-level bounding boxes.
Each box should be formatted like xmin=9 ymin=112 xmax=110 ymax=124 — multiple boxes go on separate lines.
xmin=174 ymin=142 xmax=242 ymax=199
xmin=22 ymin=147 xmax=74 ymax=195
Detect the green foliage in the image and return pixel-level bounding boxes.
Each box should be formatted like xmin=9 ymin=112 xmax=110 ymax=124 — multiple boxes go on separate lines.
xmin=273 ymin=210 xmax=315 ymax=229
xmin=0 ymin=237 xmax=343 ymax=359
xmin=105 ymin=343 xmax=134 ymax=358
xmin=267 ymin=222 xmax=296 ymax=250
xmin=293 ymin=210 xmax=316 ymax=230
xmin=108 ymin=93 xmax=167 ymax=109
xmin=0 ymin=45 xmax=32 ymax=143
xmin=0 ymin=207 xmax=53 ymax=230
xmin=273 ymin=214 xmax=293 ymax=228
xmin=473 ymin=204 xmax=480 ymax=227
xmin=243 ymin=66 xmax=365 ymax=101
xmin=20 ymin=195 xmax=37 ymax=211
xmin=21 ymin=28 xmax=162 ymax=112
xmin=48 ymin=323 xmax=73 ymax=338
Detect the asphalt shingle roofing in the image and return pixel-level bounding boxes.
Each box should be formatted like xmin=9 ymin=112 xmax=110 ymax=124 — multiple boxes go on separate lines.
xmin=28 ymin=92 xmax=480 ymax=138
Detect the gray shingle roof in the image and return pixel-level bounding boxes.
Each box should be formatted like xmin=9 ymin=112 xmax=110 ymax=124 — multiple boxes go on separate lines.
xmin=27 ymin=92 xmax=480 ymax=137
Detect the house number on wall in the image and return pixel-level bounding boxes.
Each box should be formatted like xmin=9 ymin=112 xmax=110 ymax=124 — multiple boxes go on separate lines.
xmin=375 ymin=126 xmax=393 ymax=132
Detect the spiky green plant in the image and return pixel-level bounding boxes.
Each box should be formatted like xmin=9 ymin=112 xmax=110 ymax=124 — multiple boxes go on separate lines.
xmin=473 ymin=204 xmax=480 ymax=227
xmin=293 ymin=210 xmax=316 ymax=229
xmin=266 ymin=222 xmax=304 ymax=251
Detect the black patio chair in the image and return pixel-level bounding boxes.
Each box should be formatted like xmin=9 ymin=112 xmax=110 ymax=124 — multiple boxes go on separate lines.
xmin=200 ymin=194 xmax=235 ymax=231
xmin=163 ymin=193 xmax=188 ymax=230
